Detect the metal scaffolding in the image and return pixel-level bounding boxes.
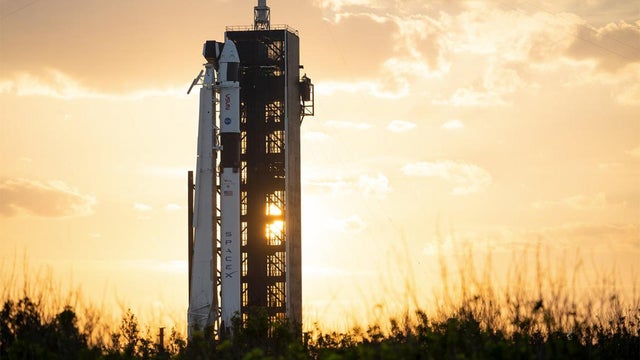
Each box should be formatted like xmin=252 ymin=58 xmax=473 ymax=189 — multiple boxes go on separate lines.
xmin=224 ymin=26 xmax=312 ymax=326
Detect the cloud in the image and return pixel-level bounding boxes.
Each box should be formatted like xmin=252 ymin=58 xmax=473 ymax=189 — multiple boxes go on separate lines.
xmin=118 ymin=259 xmax=188 ymax=274
xmin=133 ymin=203 xmax=153 ymax=212
xmin=387 ymin=120 xmax=417 ymax=133
xmin=549 ymin=222 xmax=639 ymax=241
xmin=532 ymin=192 xmax=624 ymax=211
xmin=325 ymin=120 xmax=373 ymax=130
xmin=383 ymin=56 xmax=450 ymax=81
xmin=441 ymin=119 xmax=464 ymax=130
xmin=560 ymin=193 xmax=609 ymax=211
xmin=561 ymin=60 xmax=640 ymax=106
xmin=437 ymin=55 xmax=536 ymax=106
xmin=0 ymin=70 xmax=186 ymax=100
xmin=305 ymin=178 xmax=352 ymax=194
xmin=328 ymin=214 xmax=367 ymax=233
xmin=483 ymin=63 xmax=526 ymax=94
xmin=566 ymin=20 xmax=640 ymax=71
xmin=164 ymin=203 xmax=182 ymax=212
xmin=316 ymin=4 xmax=452 ymax=94
xmin=141 ymin=166 xmax=190 ymax=179
xmin=382 ymin=14 xmax=451 ymax=79
xmin=316 ymin=2 xmax=592 ymax=102
xmin=597 ymin=162 xmax=623 ymax=170
xmin=303 ymin=265 xmax=350 ymax=278
xmin=357 ymin=173 xmax=392 ymax=195
xmin=402 ymin=160 xmax=492 ymax=195
xmin=133 ymin=203 xmax=153 ymax=220
xmin=434 ymin=87 xmax=507 ymax=107
xmin=0 ymin=178 xmax=95 ymax=217
xmin=315 ymin=80 xmax=409 ymax=99
xmin=303 ymin=131 xmax=331 ymax=142
xmin=435 ymin=61 xmax=527 ymax=107
xmin=449 ymin=8 xmax=580 ymax=61
xmin=318 ymin=3 xmax=633 ymax=113
xmin=0 ymin=80 xmax=12 ymax=93
xmin=616 ymin=77 xmax=640 ymax=106
xmin=317 ymin=0 xmax=381 ymax=13
xmin=556 ymin=1 xmax=640 ymax=25
xmin=628 ymin=146 xmax=640 ymax=158
xmin=536 ymin=223 xmax=640 ymax=252
xmin=424 ymin=222 xmax=640 ymax=256
xmin=574 ymin=62 xmax=640 ymax=106
xmin=305 ymin=171 xmax=392 ymax=198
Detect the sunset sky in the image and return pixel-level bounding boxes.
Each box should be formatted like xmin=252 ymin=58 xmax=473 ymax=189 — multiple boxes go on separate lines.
xmin=1 ymin=0 xmax=639 ymax=330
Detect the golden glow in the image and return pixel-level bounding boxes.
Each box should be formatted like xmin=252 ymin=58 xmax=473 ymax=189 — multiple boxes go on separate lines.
xmin=1 ymin=0 xmax=638 ymax=332
xmin=267 ymin=220 xmax=284 ymax=234
xmin=267 ymin=203 xmax=282 ymax=216
xmin=266 ymin=220 xmax=284 ymax=246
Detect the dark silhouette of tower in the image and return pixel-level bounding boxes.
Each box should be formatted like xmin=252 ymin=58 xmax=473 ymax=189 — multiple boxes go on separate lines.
xmin=225 ymin=1 xmax=314 ymax=326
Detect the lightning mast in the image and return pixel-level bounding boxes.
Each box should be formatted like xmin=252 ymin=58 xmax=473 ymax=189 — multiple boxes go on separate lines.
xmin=254 ymin=0 xmax=270 ymax=30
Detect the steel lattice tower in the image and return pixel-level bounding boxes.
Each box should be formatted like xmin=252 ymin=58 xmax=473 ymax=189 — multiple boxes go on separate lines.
xmin=226 ymin=22 xmax=312 ymax=325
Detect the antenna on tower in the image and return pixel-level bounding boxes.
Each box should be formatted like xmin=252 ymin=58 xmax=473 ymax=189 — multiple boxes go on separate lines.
xmin=254 ymin=0 xmax=270 ymax=30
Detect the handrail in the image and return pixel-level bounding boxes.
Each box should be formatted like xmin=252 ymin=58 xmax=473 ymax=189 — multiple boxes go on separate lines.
xmin=225 ymin=24 xmax=299 ymax=36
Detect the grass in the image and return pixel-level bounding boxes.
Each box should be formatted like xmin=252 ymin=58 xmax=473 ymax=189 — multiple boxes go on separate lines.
xmin=1 ymin=243 xmax=639 ymax=359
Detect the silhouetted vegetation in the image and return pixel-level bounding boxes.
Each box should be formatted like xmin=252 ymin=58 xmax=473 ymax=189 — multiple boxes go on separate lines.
xmin=0 ymin=297 xmax=99 ymax=359
xmin=2 ymin=245 xmax=639 ymax=359
xmin=1 ymin=292 xmax=638 ymax=359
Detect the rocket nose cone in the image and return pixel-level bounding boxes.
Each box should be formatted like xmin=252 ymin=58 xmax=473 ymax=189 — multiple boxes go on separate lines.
xmin=219 ymin=40 xmax=240 ymax=64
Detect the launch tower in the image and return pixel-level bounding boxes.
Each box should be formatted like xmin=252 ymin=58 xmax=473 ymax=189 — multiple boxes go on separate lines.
xmin=187 ymin=0 xmax=314 ymax=337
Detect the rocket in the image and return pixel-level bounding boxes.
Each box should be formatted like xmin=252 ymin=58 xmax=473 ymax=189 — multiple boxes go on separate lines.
xmin=216 ymin=39 xmax=242 ymax=333
xmin=188 ymin=39 xmax=241 ymax=337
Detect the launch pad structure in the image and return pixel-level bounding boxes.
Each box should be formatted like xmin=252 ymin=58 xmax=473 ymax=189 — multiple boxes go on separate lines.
xmin=187 ymin=0 xmax=314 ymax=337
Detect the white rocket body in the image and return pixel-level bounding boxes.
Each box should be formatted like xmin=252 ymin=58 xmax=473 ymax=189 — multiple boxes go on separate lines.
xmin=217 ymin=40 xmax=242 ymax=331
xmin=188 ymin=39 xmax=241 ymax=337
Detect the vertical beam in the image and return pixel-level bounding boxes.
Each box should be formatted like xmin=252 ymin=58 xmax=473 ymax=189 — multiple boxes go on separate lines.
xmin=284 ymin=30 xmax=302 ymax=326
xmin=188 ymin=170 xmax=194 ymax=303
